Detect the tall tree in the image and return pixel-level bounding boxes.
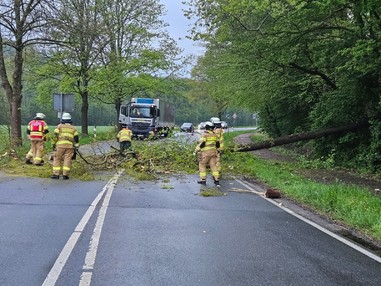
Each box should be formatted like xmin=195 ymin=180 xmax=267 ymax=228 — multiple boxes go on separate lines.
xmin=37 ymin=0 xmax=185 ymax=133
xmin=186 ymin=0 xmax=381 ymax=170
xmin=191 ymin=43 xmax=244 ymax=118
xmin=91 ymin=0 xmax=185 ymax=121
xmin=0 ymin=0 xmax=50 ymax=147
xmin=44 ymin=0 xmax=107 ymax=134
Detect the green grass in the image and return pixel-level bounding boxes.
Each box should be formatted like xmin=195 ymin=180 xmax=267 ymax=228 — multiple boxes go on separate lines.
xmin=223 ymin=131 xmax=381 ymax=242
xmin=199 ymin=187 xmax=227 ymax=197
xmin=0 ymin=147 xmax=95 ymax=180
xmin=0 ymin=125 xmax=117 ymax=151
xmin=79 ymin=126 xmax=117 ymax=144
xmin=0 ymin=125 xmax=117 ymax=180
xmin=161 ymin=184 xmax=174 ymax=190
xmin=0 ymin=126 xmax=11 ymax=150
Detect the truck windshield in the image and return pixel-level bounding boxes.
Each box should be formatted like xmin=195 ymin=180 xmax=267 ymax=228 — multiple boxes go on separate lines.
xmin=130 ymin=106 xmax=152 ymax=118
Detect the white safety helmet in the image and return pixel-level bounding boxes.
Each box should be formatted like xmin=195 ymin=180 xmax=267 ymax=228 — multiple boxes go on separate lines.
xmin=62 ymin=112 xmax=72 ymax=120
xmin=210 ymin=117 xmax=221 ymax=124
xmin=35 ymin=112 xmax=46 ymax=119
xmin=204 ymin=121 xmax=214 ymax=130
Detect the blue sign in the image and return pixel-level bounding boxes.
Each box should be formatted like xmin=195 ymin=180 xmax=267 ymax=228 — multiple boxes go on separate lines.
xmin=136 ymin=98 xmax=154 ymax=104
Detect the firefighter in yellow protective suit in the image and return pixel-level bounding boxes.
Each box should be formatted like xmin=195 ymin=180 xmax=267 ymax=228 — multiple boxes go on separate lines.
xmin=51 ymin=113 xmax=79 ymax=180
xmin=210 ymin=117 xmax=224 ymax=173
xmin=25 ymin=113 xmax=49 ymax=166
xmin=194 ymin=121 xmax=220 ymax=186
xmin=117 ymin=124 xmax=132 ymax=152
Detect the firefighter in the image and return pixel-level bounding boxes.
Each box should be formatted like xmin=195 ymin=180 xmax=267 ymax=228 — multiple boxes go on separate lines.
xmin=51 ymin=113 xmax=79 ymax=180
xmin=210 ymin=117 xmax=224 ymax=173
xmin=193 ymin=121 xmax=220 ymax=186
xmin=25 ymin=113 xmax=49 ymax=166
xmin=117 ymin=124 xmax=132 ymax=153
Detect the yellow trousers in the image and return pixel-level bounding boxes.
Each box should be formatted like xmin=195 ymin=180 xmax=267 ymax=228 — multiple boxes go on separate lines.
xmin=26 ymin=140 xmax=45 ymax=164
xmin=52 ymin=147 xmax=75 ymax=176
xmin=198 ymin=149 xmax=219 ymax=181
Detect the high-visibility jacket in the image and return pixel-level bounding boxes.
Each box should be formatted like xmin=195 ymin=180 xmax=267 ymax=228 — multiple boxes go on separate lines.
xmin=117 ymin=128 xmax=132 ymax=142
xmin=27 ymin=120 xmax=49 ymax=141
xmin=195 ymin=130 xmax=220 ymax=152
xmin=53 ymin=123 xmax=79 ymax=148
xmin=214 ymin=127 xmax=224 ymax=151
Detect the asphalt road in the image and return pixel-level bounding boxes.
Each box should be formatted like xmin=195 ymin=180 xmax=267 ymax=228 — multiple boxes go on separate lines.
xmin=0 ymin=171 xmax=380 ymax=286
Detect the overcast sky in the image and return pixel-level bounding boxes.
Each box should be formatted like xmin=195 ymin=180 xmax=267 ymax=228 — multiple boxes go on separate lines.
xmin=160 ymin=0 xmax=205 ymax=57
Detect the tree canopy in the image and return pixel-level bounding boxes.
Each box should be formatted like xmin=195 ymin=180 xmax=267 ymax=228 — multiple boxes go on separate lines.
xmin=186 ymin=0 xmax=381 ymax=171
xmin=0 ymin=0 xmax=188 ymax=145
xmin=0 ymin=0 xmax=53 ymax=146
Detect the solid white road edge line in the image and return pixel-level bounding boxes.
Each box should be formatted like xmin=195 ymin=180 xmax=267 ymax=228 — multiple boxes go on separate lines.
xmin=42 ymin=170 xmax=124 ymax=286
xmin=79 ymin=169 xmax=124 ymax=286
xmin=234 ymin=177 xmax=381 ymax=264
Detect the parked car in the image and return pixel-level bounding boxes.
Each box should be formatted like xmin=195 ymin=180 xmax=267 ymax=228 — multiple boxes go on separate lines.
xmin=221 ymin=121 xmax=228 ymax=129
xmin=198 ymin=122 xmax=206 ymax=130
xmin=180 ymin=122 xmax=194 ymax=133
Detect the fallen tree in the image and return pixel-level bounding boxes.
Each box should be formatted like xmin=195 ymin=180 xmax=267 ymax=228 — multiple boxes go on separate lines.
xmin=235 ymin=119 xmax=370 ymax=152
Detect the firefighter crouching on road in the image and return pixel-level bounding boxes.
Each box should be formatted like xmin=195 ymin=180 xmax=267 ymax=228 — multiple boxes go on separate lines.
xmin=25 ymin=113 xmax=49 ymax=166
xmin=117 ymin=124 xmax=132 ymax=152
xmin=51 ymin=113 xmax=79 ymax=180
xmin=193 ymin=121 xmax=220 ymax=186
xmin=210 ymin=117 xmax=224 ymax=174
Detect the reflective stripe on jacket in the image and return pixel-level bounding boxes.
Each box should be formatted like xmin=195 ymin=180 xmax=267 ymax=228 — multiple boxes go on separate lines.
xmin=54 ymin=124 xmax=78 ymax=147
xmin=28 ymin=120 xmax=48 ymax=140
xmin=214 ymin=128 xmax=224 ymax=151
xmin=117 ymin=128 xmax=132 ymax=142
xmin=195 ymin=130 xmax=219 ymax=152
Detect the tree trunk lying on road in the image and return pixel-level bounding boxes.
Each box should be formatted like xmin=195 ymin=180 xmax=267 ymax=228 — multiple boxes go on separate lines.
xmin=235 ymin=119 xmax=370 ymax=152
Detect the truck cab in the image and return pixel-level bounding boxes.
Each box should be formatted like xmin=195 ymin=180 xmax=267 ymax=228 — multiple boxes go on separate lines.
xmin=119 ymin=97 xmax=173 ymax=139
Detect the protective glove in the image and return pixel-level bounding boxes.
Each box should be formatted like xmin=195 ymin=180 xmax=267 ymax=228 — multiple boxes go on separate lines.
xmin=74 ymin=143 xmax=80 ymax=148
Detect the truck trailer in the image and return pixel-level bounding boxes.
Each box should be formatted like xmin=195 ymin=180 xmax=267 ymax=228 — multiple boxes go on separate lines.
xmin=119 ymin=97 xmax=175 ymax=139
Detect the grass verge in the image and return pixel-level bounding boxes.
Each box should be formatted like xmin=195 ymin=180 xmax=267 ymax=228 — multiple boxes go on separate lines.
xmin=0 ymin=126 xmax=117 ymax=180
xmin=223 ymin=131 xmax=381 ymax=243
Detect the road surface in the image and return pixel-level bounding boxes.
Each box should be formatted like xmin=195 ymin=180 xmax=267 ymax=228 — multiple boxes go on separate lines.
xmin=0 ymin=171 xmax=380 ymax=286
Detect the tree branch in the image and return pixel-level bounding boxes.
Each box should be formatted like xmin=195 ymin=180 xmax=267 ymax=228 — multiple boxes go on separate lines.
xmin=289 ymin=62 xmax=337 ymax=89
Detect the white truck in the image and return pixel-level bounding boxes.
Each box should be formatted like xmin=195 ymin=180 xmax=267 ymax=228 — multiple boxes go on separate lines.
xmin=119 ymin=97 xmax=175 ymax=139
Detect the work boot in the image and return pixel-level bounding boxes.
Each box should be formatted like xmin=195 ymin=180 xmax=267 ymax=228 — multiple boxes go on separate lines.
xmin=51 ymin=175 xmax=59 ymax=179
xmin=25 ymin=159 xmax=33 ymax=164
xmin=214 ymin=180 xmax=220 ymax=186
xmin=62 ymin=175 xmax=69 ymax=180
xmin=197 ymin=180 xmax=206 ymax=185
xmin=35 ymin=163 xmax=44 ymax=166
